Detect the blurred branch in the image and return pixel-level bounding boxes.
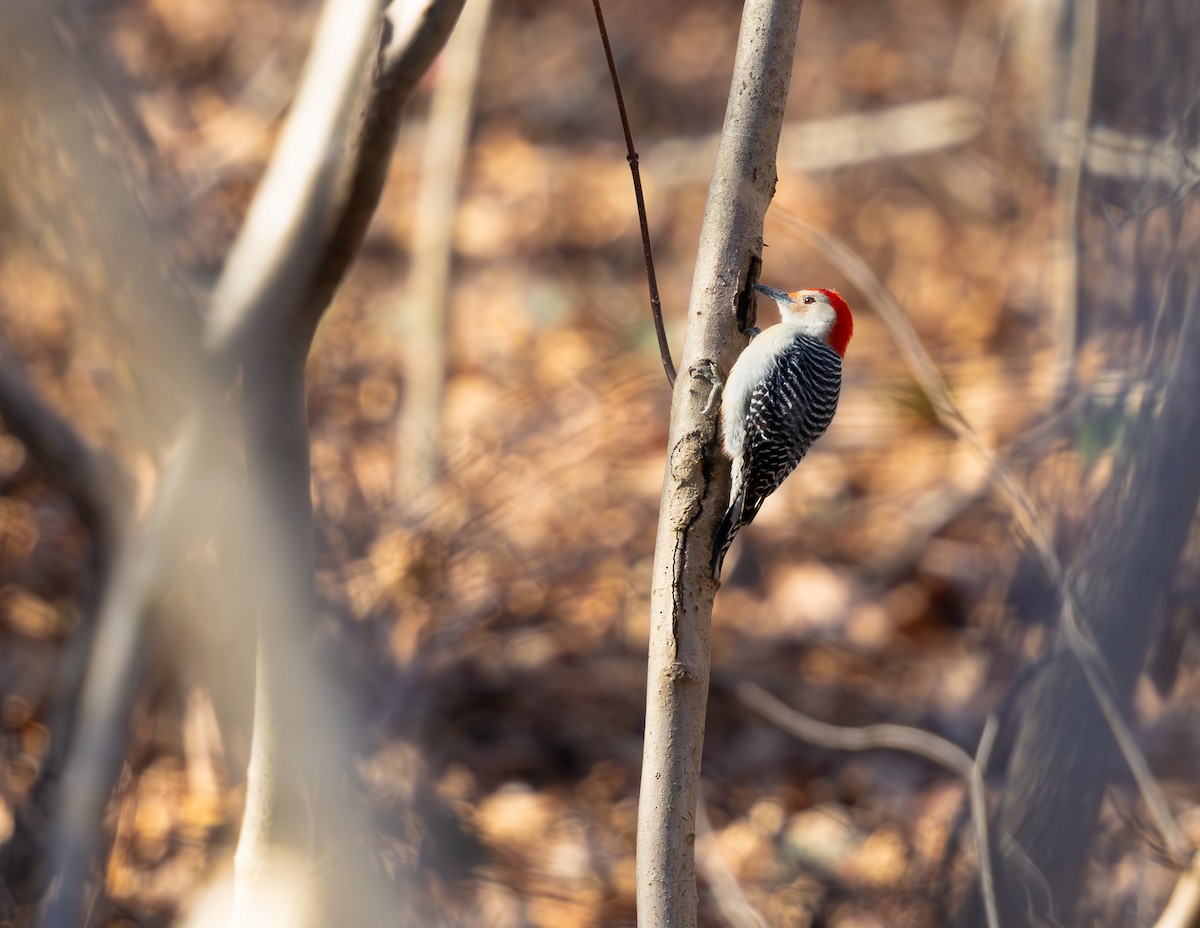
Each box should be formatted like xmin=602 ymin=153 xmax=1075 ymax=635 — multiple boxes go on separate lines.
xmin=25 ymin=0 xmax=467 ymax=924
xmin=216 ymin=0 xmax=466 ymax=924
xmin=591 ymin=0 xmax=676 ymax=388
xmin=398 ymin=0 xmax=493 ymax=502
xmin=1082 ymin=126 xmax=1200 ymax=189
xmin=737 ymin=683 xmax=1000 ymax=928
xmin=637 ymin=2 xmax=804 ymax=925
xmin=222 ymin=0 xmax=383 ymax=922
xmin=695 ymin=787 xmax=769 ymax=928
xmin=205 ymin=0 xmax=381 ymax=357
xmin=647 ymin=97 xmax=983 ymax=183
xmin=0 ymin=4 xmax=206 ymax=439
xmin=40 ymin=423 xmax=207 ymax=928
xmin=1047 ymin=0 xmax=1098 ymax=402
xmin=301 ymin=0 xmax=469 ymax=333
xmin=1153 ymin=852 xmax=1200 ymax=928
xmin=0 ymin=336 xmax=128 ymax=548
xmin=210 ymin=0 xmax=469 ymax=362
xmin=771 ymin=206 xmax=1192 ymax=917
xmin=0 ymin=334 xmax=131 ymax=902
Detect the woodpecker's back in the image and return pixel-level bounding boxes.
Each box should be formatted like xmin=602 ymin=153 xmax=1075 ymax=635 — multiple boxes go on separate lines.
xmin=712 ymin=286 xmax=852 ymax=577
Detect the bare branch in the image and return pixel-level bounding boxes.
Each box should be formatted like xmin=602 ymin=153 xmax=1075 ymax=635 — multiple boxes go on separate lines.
xmin=40 ymin=423 xmax=208 ymax=928
xmin=32 ymin=1 xmax=468 ymax=924
xmin=204 ymin=0 xmax=382 ymax=356
xmin=647 ymin=97 xmax=983 ymax=182
xmin=398 ymin=0 xmax=493 ymax=501
xmin=300 ymin=0 xmax=469 ymax=335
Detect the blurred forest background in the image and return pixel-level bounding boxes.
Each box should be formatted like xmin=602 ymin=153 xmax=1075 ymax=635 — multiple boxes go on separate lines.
xmin=2 ymin=0 xmax=1200 ymax=925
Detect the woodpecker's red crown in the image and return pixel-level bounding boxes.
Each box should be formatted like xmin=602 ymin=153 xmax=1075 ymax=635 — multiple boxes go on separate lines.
xmin=812 ymin=288 xmax=853 ymax=358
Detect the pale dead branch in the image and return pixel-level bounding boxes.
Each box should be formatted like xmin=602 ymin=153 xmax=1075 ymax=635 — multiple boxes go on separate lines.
xmin=647 ymin=97 xmax=983 ymax=184
xmin=397 ymin=0 xmax=493 ymax=502
xmin=694 ymin=788 xmax=770 ymax=928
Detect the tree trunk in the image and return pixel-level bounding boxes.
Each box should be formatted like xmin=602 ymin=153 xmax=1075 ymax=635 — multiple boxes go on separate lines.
xmin=636 ymin=2 xmax=805 ymax=925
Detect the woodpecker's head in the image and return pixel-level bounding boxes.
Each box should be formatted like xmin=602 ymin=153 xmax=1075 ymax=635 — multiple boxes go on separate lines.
xmin=754 ymin=284 xmax=854 ymax=357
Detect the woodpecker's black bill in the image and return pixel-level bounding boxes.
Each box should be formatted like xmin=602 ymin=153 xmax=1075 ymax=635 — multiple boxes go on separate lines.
xmin=753 ymin=284 xmax=793 ymax=302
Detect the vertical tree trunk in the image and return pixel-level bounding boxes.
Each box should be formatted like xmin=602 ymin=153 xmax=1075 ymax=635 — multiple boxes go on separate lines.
xmin=636 ymin=2 xmax=805 ymax=925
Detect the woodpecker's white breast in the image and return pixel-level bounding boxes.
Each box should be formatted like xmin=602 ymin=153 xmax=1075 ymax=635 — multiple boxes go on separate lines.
xmin=722 ymin=322 xmax=800 ymax=458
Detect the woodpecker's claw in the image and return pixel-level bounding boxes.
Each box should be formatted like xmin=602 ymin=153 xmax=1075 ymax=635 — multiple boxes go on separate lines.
xmin=689 ymin=360 xmax=724 ymax=415
xmin=744 ymin=326 xmax=761 ymax=339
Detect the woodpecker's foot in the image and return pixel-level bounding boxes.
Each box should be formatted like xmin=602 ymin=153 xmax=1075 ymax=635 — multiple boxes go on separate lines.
xmin=689 ymin=359 xmax=723 ymax=415
xmin=743 ymin=326 xmax=761 ymax=339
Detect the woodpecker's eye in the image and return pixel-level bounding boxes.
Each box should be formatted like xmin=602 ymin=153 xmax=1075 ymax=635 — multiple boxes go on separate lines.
xmin=803 ymin=295 xmax=815 ymax=304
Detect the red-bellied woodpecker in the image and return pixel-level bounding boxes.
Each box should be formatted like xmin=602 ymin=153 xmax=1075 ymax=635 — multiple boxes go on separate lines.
xmin=711 ymin=284 xmax=854 ymax=577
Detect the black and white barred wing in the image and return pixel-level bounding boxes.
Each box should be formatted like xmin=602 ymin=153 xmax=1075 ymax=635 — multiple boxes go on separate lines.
xmin=739 ymin=334 xmax=842 ymax=522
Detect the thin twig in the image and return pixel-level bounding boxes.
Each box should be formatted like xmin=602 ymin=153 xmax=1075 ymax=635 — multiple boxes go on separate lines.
xmin=972 ymin=716 xmax=1001 ymax=928
xmin=771 ymin=205 xmax=1190 ymax=862
xmin=590 ymin=0 xmax=676 ymax=388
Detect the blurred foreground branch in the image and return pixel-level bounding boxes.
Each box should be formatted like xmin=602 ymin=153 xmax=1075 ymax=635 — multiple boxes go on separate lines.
xmin=637 ymin=2 xmax=803 ymax=925
xmin=0 ymin=337 xmax=128 ymax=552
xmin=0 ymin=0 xmax=467 ymax=925
xmin=1047 ymin=0 xmax=1098 ymax=402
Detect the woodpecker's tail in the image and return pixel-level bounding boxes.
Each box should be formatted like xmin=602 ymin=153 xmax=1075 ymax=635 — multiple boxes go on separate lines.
xmin=711 ymin=489 xmax=767 ymax=578
xmin=711 ymin=497 xmax=741 ymax=578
